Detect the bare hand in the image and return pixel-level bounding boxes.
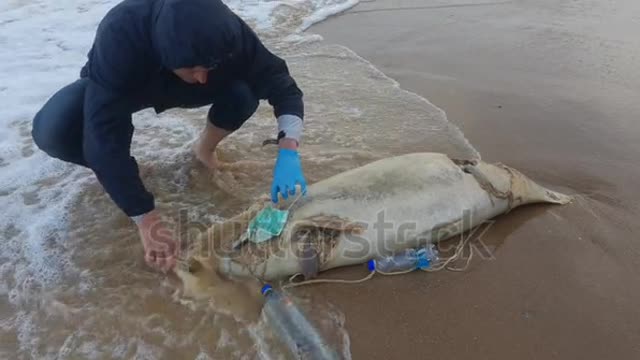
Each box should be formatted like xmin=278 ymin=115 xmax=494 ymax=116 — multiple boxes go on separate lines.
xmin=137 ymin=210 xmax=177 ymax=272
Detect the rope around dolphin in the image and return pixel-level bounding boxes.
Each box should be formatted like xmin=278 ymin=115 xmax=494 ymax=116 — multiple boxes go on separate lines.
xmin=281 ymin=235 xmax=475 ymax=289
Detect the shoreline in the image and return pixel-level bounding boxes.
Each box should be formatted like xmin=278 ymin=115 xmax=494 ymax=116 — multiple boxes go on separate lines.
xmin=306 ymin=0 xmax=640 ymax=358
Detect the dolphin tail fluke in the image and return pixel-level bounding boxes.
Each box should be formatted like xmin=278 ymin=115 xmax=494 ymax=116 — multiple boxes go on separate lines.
xmin=505 ymin=165 xmax=572 ymax=206
xmin=465 ymin=161 xmax=572 ymax=208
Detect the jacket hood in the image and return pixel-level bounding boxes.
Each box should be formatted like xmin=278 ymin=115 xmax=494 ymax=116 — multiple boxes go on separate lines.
xmin=152 ymin=0 xmax=241 ymax=70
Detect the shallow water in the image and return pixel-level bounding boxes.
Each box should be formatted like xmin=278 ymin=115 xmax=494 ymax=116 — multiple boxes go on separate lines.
xmin=0 ymin=0 xmax=478 ymax=358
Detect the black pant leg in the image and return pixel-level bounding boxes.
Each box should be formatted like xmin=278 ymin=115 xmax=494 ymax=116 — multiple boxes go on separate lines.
xmin=32 ymin=79 xmax=89 ymax=166
xmin=208 ymin=80 xmax=258 ymax=131
xmin=154 ymin=73 xmax=258 ymax=131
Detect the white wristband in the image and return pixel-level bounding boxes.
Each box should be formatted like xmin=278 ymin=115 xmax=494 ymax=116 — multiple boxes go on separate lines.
xmin=131 ymin=213 xmax=147 ymax=225
xmin=277 ymin=114 xmax=303 ymax=142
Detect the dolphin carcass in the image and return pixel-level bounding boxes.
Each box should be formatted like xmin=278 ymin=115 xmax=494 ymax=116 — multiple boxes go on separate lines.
xmin=177 ymin=153 xmax=571 ymax=283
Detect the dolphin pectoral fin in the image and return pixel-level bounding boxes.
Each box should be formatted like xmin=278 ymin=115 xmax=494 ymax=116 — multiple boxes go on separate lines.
xmin=299 ymin=242 xmax=320 ymax=279
xmin=294 ymin=215 xmax=365 ymax=279
xmin=291 ymin=215 xmax=365 ymax=279
xmin=293 ymin=227 xmax=320 ymax=279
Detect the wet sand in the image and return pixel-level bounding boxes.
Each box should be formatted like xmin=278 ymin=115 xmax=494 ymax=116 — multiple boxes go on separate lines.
xmin=308 ymin=0 xmax=640 ymax=358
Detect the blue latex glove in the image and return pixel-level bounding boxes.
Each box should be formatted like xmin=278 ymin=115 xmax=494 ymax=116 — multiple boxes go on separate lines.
xmin=271 ymin=148 xmax=307 ymax=203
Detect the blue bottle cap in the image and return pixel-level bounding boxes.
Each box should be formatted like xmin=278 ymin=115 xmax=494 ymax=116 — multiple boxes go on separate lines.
xmin=261 ymin=284 xmax=273 ymax=295
xmin=416 ymin=250 xmax=431 ymax=270
xmin=367 ymin=259 xmax=376 ymax=272
xmin=416 ymin=257 xmax=431 ymax=270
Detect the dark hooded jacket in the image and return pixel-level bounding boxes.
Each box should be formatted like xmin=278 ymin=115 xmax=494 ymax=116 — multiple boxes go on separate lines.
xmin=80 ymin=0 xmax=303 ymax=217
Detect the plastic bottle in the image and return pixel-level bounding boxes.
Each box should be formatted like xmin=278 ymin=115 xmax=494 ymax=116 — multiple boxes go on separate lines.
xmin=261 ymin=285 xmax=338 ymax=360
xmin=367 ymin=244 xmax=439 ymax=273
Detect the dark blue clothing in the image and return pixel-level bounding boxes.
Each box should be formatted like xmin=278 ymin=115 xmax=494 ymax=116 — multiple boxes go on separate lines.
xmin=32 ymin=0 xmax=303 ymax=217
